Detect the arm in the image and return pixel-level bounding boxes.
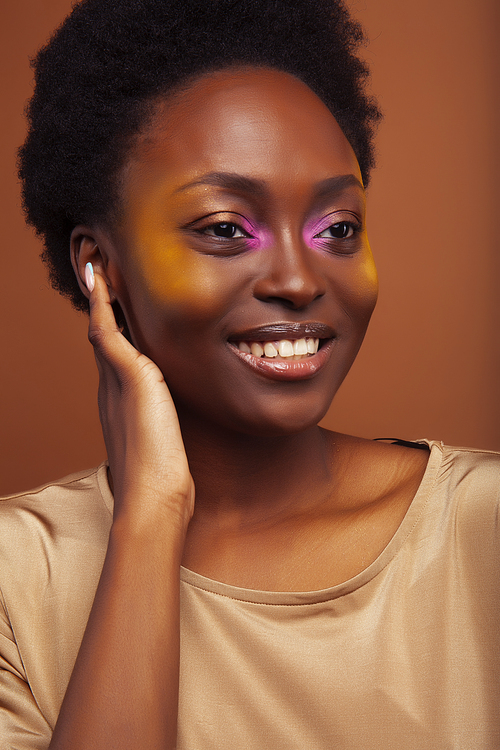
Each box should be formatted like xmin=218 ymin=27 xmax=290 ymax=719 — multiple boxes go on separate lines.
xmin=49 ymin=268 xmax=194 ymax=750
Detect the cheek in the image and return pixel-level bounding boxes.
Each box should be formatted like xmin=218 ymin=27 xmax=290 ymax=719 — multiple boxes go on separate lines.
xmin=356 ymin=252 xmax=379 ymax=314
xmin=127 ymin=232 xmax=228 ymax=323
xmin=335 ymin=251 xmax=379 ymax=324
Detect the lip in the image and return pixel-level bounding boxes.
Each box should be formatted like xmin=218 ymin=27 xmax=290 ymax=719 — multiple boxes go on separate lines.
xmin=228 ymin=336 xmax=336 ymax=381
xmin=228 ymin=322 xmax=335 ymax=342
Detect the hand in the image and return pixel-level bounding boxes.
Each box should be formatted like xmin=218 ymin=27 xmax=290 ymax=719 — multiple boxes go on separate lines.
xmin=49 ymin=264 xmax=190 ymax=749
xmin=86 ymin=264 xmax=195 ymax=527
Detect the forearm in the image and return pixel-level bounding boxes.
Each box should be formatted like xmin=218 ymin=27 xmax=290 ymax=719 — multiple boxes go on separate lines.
xmin=49 ymin=505 xmax=188 ymax=750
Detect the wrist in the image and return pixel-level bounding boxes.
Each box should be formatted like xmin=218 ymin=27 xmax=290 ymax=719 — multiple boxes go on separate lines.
xmin=111 ymin=490 xmax=192 ymax=549
xmin=111 ymin=472 xmax=194 ymax=526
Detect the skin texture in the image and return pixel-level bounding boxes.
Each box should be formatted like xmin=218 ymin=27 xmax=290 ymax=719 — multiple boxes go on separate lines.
xmin=56 ymin=67 xmax=428 ymax=748
xmin=95 ymin=68 xmax=378 ymax=436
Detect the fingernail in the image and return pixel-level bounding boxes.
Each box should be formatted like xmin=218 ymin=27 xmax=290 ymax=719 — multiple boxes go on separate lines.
xmin=85 ymin=262 xmax=95 ymax=293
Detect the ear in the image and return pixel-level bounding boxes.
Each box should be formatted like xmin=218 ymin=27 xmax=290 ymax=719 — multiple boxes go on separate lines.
xmin=70 ymin=225 xmax=116 ymax=302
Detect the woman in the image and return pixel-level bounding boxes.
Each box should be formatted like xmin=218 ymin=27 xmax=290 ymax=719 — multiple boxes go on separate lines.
xmin=1 ymin=0 xmax=499 ymax=748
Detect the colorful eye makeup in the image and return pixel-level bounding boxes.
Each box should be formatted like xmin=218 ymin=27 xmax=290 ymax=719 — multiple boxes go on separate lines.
xmin=184 ymin=212 xmax=272 ymax=255
xmin=305 ymin=211 xmax=363 ymax=253
xmin=183 ymin=206 xmax=363 ymax=257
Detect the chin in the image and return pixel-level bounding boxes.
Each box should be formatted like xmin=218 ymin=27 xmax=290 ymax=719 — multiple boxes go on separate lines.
xmin=227 ymin=395 xmax=334 ymax=438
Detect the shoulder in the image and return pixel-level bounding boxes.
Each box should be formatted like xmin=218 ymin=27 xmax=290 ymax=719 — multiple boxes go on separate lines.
xmin=379 ymin=438 xmax=500 ymax=529
xmin=420 ymin=440 xmax=500 ymax=510
xmin=0 ymin=465 xmax=113 ymax=731
xmin=421 ymin=443 xmax=500 ymax=649
xmin=428 ymin=441 xmax=500 ymax=547
xmin=0 ymin=463 xmax=113 ymax=528
xmin=383 ymin=441 xmax=500 ymax=592
xmin=0 ymin=463 xmax=113 ymax=596
xmin=322 ymin=431 xmax=431 ymax=510
xmin=324 ymin=432 xmax=500 ymax=544
xmin=334 ymin=433 xmax=500 ymax=507
xmin=434 ymin=439 xmax=500 ymax=479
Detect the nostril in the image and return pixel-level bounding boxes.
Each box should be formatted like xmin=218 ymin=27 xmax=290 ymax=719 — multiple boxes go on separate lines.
xmin=252 ymin=245 xmax=327 ymax=309
xmin=263 ymin=290 xmax=324 ymax=310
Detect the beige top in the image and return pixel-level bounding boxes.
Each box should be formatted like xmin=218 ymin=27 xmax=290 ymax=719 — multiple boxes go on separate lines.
xmin=1 ymin=441 xmax=499 ymax=749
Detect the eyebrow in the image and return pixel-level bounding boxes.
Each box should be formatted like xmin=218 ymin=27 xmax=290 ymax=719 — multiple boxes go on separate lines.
xmin=174 ymin=172 xmax=268 ymax=199
xmin=174 ymin=171 xmax=364 ymax=200
xmin=312 ymin=174 xmax=364 ymax=201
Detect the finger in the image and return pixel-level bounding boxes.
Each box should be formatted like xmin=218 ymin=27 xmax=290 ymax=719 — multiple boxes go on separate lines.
xmin=86 ymin=263 xmax=137 ymax=368
xmin=87 ymin=262 xmax=120 ymax=336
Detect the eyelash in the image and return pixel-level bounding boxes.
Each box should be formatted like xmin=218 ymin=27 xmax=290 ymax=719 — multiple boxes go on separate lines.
xmin=313 ymin=219 xmax=361 ymax=241
xmin=197 ymin=220 xmax=360 ymax=239
xmin=187 ymin=213 xmax=362 ymax=255
xmin=197 ymin=222 xmax=252 ymax=240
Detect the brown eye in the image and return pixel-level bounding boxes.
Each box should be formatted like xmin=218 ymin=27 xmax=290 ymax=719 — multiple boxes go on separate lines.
xmin=318 ymin=222 xmax=354 ymax=239
xmin=203 ymin=222 xmax=248 ymax=238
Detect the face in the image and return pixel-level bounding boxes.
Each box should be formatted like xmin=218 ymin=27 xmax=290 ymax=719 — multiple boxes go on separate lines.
xmin=100 ymin=67 xmax=378 ymax=435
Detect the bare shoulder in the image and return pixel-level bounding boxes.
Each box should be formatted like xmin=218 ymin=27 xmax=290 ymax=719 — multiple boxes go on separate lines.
xmin=270 ymin=433 xmax=431 ymax=590
xmin=182 ymin=432 xmax=431 ymax=591
xmin=269 ymin=430 xmax=431 ymax=588
xmin=322 ymin=430 xmax=430 ymax=512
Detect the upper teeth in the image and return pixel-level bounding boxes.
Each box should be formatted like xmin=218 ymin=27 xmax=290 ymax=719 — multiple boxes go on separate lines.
xmin=237 ymin=337 xmax=319 ymax=358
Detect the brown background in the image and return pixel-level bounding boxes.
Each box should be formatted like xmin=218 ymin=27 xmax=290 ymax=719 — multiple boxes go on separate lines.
xmin=1 ymin=0 xmax=499 ymax=495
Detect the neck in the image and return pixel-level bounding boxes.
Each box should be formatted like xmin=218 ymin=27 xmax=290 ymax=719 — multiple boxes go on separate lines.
xmin=177 ymin=411 xmax=337 ymax=527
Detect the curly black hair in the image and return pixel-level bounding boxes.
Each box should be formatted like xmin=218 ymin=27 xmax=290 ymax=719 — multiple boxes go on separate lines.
xmin=18 ymin=0 xmax=382 ymax=311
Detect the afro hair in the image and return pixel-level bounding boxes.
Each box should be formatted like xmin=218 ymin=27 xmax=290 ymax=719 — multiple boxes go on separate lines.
xmin=18 ymin=0 xmax=382 ymax=311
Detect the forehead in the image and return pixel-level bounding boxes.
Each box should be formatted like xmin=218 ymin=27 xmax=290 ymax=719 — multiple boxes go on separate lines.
xmin=121 ymin=67 xmax=362 ymax=201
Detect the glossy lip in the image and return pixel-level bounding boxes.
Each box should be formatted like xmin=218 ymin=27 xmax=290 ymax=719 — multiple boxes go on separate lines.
xmin=228 ymin=336 xmax=336 ymax=381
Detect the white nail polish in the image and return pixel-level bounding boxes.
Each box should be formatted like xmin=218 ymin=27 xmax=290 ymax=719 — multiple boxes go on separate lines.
xmin=85 ymin=262 xmax=95 ymax=293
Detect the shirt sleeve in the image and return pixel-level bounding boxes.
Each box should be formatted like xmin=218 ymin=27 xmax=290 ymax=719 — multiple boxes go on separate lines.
xmin=0 ymin=598 xmax=52 ymax=750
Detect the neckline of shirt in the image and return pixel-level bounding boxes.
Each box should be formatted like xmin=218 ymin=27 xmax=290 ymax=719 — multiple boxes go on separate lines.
xmin=178 ymin=439 xmax=444 ymax=605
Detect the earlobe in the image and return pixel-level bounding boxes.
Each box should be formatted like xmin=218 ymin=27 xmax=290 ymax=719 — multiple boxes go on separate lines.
xmin=70 ymin=225 xmax=116 ymax=301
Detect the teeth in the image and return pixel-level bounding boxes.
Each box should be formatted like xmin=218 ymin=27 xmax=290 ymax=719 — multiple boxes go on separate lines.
xmin=307 ymin=338 xmax=319 ymax=354
xmin=237 ymin=337 xmax=321 ymax=358
xmin=250 ymin=342 xmax=264 ymax=357
xmin=293 ymin=338 xmax=308 ymax=356
xmin=278 ymin=340 xmax=294 ymax=358
xmin=264 ymin=342 xmax=279 ymax=358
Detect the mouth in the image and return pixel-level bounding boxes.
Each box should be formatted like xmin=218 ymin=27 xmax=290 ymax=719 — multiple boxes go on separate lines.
xmin=235 ymin=336 xmax=320 ymax=361
xmin=227 ymin=323 xmax=335 ymax=381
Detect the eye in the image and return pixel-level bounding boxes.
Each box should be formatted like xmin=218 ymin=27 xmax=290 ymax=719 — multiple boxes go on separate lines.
xmin=315 ymin=221 xmax=357 ymax=240
xmin=201 ymin=222 xmax=251 ymax=239
xmin=185 ymin=214 xmax=258 ymax=257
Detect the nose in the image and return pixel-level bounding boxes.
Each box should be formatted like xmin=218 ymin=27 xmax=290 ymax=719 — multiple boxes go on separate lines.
xmin=252 ymin=230 xmax=326 ymax=310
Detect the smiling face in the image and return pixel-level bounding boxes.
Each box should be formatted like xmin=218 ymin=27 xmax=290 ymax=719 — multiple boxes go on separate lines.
xmin=99 ymin=67 xmax=378 ymax=435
